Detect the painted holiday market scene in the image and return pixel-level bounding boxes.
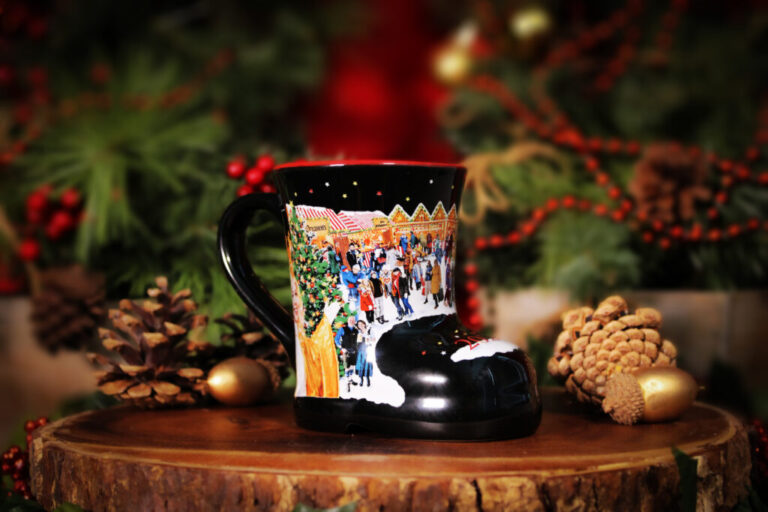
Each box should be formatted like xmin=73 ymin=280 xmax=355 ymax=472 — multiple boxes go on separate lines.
xmin=0 ymin=0 xmax=767 ymax=510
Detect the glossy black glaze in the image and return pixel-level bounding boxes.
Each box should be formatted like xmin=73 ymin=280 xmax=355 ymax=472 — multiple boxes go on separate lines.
xmin=295 ymin=314 xmax=541 ymax=440
xmin=218 ymin=162 xmax=542 ymax=440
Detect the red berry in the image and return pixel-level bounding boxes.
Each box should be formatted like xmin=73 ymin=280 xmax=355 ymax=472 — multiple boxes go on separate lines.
xmin=707 ymin=207 xmax=718 ymax=219
xmin=721 ymin=175 xmax=734 ymax=188
xmin=620 ymin=199 xmax=633 ymax=212
xmin=25 ymin=434 xmax=33 ymax=446
xmin=468 ymin=313 xmax=483 ymax=329
xmin=474 ymin=237 xmax=488 ymax=250
xmin=670 ymin=225 xmax=683 ymax=238
xmin=606 ymin=138 xmax=622 ymax=153
xmin=578 ymin=199 xmax=591 ymax=211
xmin=532 ymin=208 xmax=546 ymax=222
xmin=49 ymin=209 xmax=74 ymax=231
xmin=562 ymin=196 xmax=576 ymax=209
xmin=642 ymin=231 xmax=654 ymax=243
xmin=652 ymin=220 xmax=664 ymax=232
xmin=506 ymin=231 xmax=521 ymax=244
xmin=748 ymin=218 xmax=760 ymax=230
xmin=258 ymin=182 xmax=277 ymax=194
xmin=521 ymin=222 xmax=536 ymax=236
xmin=611 ymin=209 xmax=625 ymax=222
xmin=245 ymin=167 xmax=265 ymax=186
xmin=735 ymin=165 xmax=750 ymax=180
xmin=625 ymin=141 xmax=641 ymax=154
xmin=36 ymin=417 xmax=48 ymax=427
xmin=226 ymin=159 xmax=246 ymax=179
xmin=466 ymin=296 xmax=480 ymax=310
xmin=659 ymin=237 xmax=671 ymax=250
xmin=463 ymin=263 xmax=478 ymax=276
xmin=546 ymin=198 xmax=559 ymax=211
xmin=596 ymin=173 xmax=610 ymax=186
xmin=608 ymin=187 xmax=621 ymax=200
xmin=236 ymin=184 xmax=253 ymax=197
xmin=594 ymin=204 xmax=608 ymax=216
xmin=17 ymin=239 xmax=40 ymax=261
xmin=718 ymin=160 xmax=733 ymax=172
xmin=26 ymin=191 xmax=47 ymax=212
xmin=728 ymin=224 xmax=741 ymax=237
xmin=688 ymin=224 xmax=702 ymax=241
xmin=715 ymin=191 xmax=728 ymax=204
xmin=12 ymin=456 xmax=26 ymax=473
xmin=256 ymin=155 xmax=275 ymax=173
xmin=708 ymin=228 xmax=721 ymax=241
xmin=465 ymin=280 xmax=479 ymax=293
xmin=24 ymin=420 xmax=37 ymax=433
xmin=585 ymin=157 xmax=599 ymax=172
xmin=587 ymin=138 xmax=603 ymax=152
xmin=59 ymin=188 xmax=81 ymax=209
xmin=758 ymin=172 xmax=768 ymax=185
xmin=489 ymin=234 xmax=504 ymax=247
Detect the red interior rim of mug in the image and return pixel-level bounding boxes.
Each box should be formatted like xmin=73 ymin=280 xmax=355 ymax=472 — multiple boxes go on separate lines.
xmin=274 ymin=159 xmax=464 ymax=171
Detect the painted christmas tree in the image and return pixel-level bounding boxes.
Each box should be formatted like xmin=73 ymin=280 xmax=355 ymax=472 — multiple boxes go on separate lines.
xmin=287 ymin=205 xmax=346 ymax=338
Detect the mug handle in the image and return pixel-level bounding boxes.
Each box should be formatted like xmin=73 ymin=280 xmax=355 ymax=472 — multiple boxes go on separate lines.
xmin=218 ymin=193 xmax=295 ymax=365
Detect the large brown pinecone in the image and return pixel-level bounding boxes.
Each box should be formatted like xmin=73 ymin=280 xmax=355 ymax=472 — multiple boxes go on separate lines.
xmin=31 ymin=265 xmax=106 ymax=352
xmin=88 ymin=276 xmax=209 ymax=408
xmin=188 ymin=311 xmax=290 ymax=385
xmin=547 ymin=295 xmax=678 ymax=406
xmin=628 ymin=143 xmax=711 ymax=223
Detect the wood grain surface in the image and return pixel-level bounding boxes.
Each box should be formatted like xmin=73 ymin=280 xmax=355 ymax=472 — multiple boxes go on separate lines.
xmin=29 ymin=388 xmax=750 ymax=511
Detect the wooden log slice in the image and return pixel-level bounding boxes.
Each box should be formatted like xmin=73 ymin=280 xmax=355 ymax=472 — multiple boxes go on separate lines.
xmin=29 ymin=389 xmax=750 ymax=511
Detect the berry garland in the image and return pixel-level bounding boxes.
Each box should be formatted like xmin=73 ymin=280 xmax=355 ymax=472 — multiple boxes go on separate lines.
xmin=1 ymin=416 xmax=48 ymax=500
xmin=456 ymin=0 xmax=768 ymax=329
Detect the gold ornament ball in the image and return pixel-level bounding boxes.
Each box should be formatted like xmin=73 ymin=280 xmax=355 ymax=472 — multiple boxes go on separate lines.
xmin=602 ymin=367 xmax=698 ymax=425
xmin=510 ymin=6 xmax=552 ymax=41
xmin=433 ymin=45 xmax=472 ymax=85
xmin=207 ymin=357 xmax=278 ymax=406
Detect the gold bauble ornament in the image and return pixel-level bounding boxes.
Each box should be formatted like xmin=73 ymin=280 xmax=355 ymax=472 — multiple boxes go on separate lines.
xmin=206 ymin=357 xmax=280 ymax=406
xmin=433 ymin=21 xmax=477 ymax=85
xmin=509 ymin=6 xmax=552 ymax=41
xmin=433 ymin=46 xmax=472 ymax=85
xmin=602 ymin=367 xmax=698 ymax=425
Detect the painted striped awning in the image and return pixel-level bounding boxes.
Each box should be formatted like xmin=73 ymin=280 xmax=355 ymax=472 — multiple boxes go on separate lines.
xmin=295 ymin=205 xmax=362 ymax=232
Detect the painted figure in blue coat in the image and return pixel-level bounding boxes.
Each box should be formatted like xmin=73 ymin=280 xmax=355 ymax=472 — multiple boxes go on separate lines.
xmin=399 ymin=234 xmax=409 ymax=255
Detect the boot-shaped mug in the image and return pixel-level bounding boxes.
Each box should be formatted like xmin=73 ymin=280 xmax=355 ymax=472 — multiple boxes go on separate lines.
xmin=218 ymin=160 xmax=541 ymax=439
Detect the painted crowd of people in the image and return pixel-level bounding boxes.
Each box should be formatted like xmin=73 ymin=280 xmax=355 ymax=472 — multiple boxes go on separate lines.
xmin=325 ymin=229 xmax=455 ymax=391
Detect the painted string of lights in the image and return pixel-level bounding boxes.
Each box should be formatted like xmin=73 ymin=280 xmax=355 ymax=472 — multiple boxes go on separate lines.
xmin=456 ymin=0 xmax=768 ymax=330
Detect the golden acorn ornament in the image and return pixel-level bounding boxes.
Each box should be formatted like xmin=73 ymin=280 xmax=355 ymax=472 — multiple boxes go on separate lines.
xmin=206 ymin=357 xmax=280 ymax=406
xmin=547 ymin=295 xmax=678 ymax=406
xmin=602 ymin=367 xmax=698 ymax=425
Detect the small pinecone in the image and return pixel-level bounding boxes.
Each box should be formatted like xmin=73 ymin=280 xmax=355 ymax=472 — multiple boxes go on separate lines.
xmin=547 ymin=295 xmax=678 ymax=406
xmin=190 ymin=311 xmax=290 ymax=382
xmin=628 ymin=142 xmax=711 ymax=224
xmin=31 ymin=265 xmax=106 ymax=352
xmin=88 ymin=276 xmax=209 ymax=408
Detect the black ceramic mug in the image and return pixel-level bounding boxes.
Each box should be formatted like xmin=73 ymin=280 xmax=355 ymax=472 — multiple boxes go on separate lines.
xmin=218 ymin=160 xmax=541 ymax=439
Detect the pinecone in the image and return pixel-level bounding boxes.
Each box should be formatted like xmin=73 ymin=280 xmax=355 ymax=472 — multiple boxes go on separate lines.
xmin=189 ymin=311 xmax=290 ymax=383
xmin=547 ymin=295 xmax=678 ymax=406
xmin=31 ymin=265 xmax=106 ymax=352
xmin=628 ymin=142 xmax=711 ymax=223
xmin=88 ymin=276 xmax=209 ymax=408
